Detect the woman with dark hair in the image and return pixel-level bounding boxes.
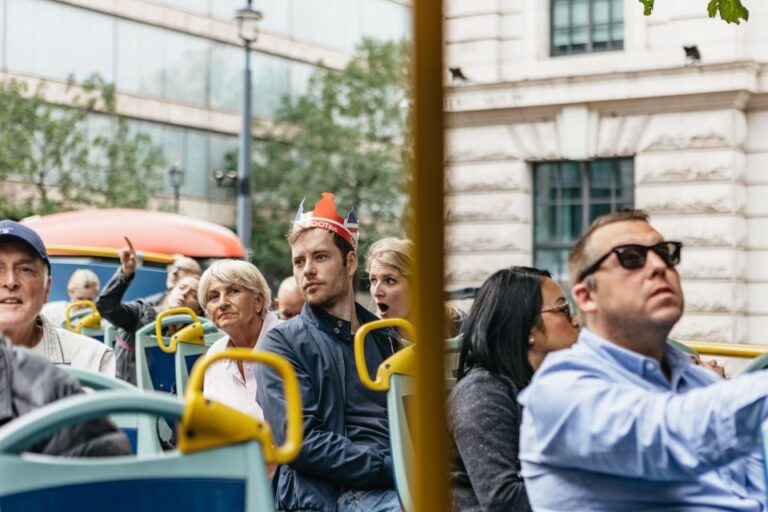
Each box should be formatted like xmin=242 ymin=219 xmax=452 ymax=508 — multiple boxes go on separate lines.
xmin=449 ymin=266 xmax=579 ymax=511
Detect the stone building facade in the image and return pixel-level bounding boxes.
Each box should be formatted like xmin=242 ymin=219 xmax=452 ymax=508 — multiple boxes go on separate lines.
xmin=444 ymin=0 xmax=768 ymax=343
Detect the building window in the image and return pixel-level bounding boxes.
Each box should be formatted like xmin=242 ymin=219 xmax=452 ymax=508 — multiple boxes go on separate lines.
xmin=533 ymin=158 xmax=634 ymax=280
xmin=551 ymin=0 xmax=624 ymax=56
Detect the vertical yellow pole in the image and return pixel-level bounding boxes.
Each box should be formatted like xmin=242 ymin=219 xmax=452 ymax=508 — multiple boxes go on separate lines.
xmin=411 ymin=0 xmax=448 ymax=510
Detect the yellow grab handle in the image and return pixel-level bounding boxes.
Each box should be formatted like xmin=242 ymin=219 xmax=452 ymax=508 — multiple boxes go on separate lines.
xmin=181 ymin=349 xmax=303 ymax=464
xmin=155 ymin=307 xmax=205 ymax=353
xmin=354 ymin=318 xmax=416 ymax=392
xmin=65 ymin=300 xmax=101 ymax=333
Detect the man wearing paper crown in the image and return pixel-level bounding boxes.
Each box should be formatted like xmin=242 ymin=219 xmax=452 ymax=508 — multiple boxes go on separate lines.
xmin=256 ymin=192 xmax=401 ymax=512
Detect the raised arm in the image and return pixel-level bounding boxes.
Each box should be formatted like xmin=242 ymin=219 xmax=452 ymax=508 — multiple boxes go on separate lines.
xmin=521 ymin=367 xmax=768 ymax=481
xmin=256 ymin=330 xmax=393 ymax=489
xmin=96 ymin=240 xmax=144 ymax=331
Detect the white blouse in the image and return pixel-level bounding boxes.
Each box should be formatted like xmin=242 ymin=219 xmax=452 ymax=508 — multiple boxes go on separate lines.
xmin=202 ymin=312 xmax=280 ymax=419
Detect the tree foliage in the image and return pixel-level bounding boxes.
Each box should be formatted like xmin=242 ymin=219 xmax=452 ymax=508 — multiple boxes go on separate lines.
xmin=0 ymin=75 xmax=163 ymax=218
xmin=638 ymin=0 xmax=749 ymax=24
xmin=250 ymin=38 xmax=411 ymax=282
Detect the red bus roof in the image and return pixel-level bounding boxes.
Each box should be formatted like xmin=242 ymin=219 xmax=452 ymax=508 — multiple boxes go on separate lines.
xmin=22 ymin=209 xmax=245 ymax=258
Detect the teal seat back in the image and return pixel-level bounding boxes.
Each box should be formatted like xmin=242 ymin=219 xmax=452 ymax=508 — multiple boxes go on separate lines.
xmin=0 ymin=391 xmax=274 ymax=511
xmin=134 ymin=314 xmax=221 ymax=395
xmin=59 ymin=303 xmax=111 ymax=342
xmin=55 ymin=365 xmax=163 ymax=455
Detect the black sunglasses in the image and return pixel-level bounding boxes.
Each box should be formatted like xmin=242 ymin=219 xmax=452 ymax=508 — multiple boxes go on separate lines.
xmin=577 ymin=241 xmax=683 ymax=283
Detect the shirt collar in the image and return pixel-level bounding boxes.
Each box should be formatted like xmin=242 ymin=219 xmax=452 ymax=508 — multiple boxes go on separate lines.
xmin=300 ymin=302 xmax=380 ymax=341
xmin=578 ymin=328 xmax=694 ymax=387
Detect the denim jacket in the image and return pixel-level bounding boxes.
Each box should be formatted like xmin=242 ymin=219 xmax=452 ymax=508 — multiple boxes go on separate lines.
xmin=256 ymin=302 xmax=398 ymax=512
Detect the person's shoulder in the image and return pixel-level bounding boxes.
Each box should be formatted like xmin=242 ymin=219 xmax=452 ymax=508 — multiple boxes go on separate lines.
xmin=55 ymin=328 xmax=111 ymax=355
xmin=205 ymin=335 xmax=230 ymax=355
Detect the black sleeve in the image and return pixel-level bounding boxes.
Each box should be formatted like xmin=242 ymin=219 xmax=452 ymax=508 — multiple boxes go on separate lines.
xmin=31 ymin=368 xmax=132 ymax=457
xmin=256 ymin=329 xmax=393 ymax=488
xmin=96 ymin=269 xmax=145 ymax=332
xmin=449 ymin=372 xmax=531 ymax=512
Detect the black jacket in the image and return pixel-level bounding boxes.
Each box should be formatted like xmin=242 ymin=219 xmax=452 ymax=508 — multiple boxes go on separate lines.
xmin=256 ymin=302 xmax=398 ymax=512
xmin=96 ymin=269 xmax=158 ymax=384
xmin=0 ymin=336 xmax=131 ymax=457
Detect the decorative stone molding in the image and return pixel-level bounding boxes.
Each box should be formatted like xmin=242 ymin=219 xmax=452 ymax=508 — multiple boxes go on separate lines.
xmin=636 ymin=183 xmax=746 ymax=215
xmin=677 ymin=249 xmax=746 ymax=280
xmin=509 ymin=121 xmax=560 ymax=160
xmin=446 ymin=160 xmax=530 ymax=193
xmin=446 ymin=191 xmax=531 ymax=223
xmin=671 ymin=314 xmax=746 ymax=344
xmin=636 ymin=150 xmax=746 ymax=184
xmin=446 ymin=252 xmax=531 ymax=288
xmin=651 ymin=216 xmax=747 ymax=248
xmin=638 ymin=110 xmax=747 ymax=152
xmin=747 ymin=219 xmax=768 ymax=249
xmin=446 ymin=125 xmax=523 ymax=162
xmin=682 ymin=282 xmax=746 ymax=314
xmin=446 ymin=223 xmax=532 ymax=253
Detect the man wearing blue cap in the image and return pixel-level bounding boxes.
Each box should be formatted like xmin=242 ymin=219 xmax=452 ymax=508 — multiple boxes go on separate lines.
xmin=0 ymin=220 xmax=114 ymax=376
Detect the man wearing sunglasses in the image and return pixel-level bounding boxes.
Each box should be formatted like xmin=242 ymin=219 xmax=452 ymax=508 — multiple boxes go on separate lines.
xmin=518 ymin=209 xmax=768 ymax=511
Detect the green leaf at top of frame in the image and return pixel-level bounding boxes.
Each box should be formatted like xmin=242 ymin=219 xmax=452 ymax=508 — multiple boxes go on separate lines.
xmin=708 ymin=0 xmax=749 ymax=24
xmin=638 ymin=0 xmax=654 ymax=16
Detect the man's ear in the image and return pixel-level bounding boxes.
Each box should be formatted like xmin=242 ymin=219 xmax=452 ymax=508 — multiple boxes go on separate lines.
xmin=347 ymin=250 xmax=358 ymax=277
xmin=571 ymin=281 xmax=597 ymax=316
xmin=274 ymin=298 xmax=280 ymax=310
xmin=45 ymin=275 xmax=52 ymax=302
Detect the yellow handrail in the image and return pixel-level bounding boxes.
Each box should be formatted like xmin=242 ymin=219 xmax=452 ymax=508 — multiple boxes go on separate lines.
xmin=46 ymin=244 xmax=175 ymax=264
xmin=64 ymin=300 xmax=101 ymax=333
xmin=154 ymin=307 xmax=205 ymax=353
xmin=354 ymin=318 xmax=417 ymax=391
xmin=679 ymin=340 xmax=768 ymax=358
xmin=181 ymin=349 xmax=303 ymax=464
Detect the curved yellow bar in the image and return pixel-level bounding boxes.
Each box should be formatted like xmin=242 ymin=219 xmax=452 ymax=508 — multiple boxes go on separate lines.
xmin=678 ymin=340 xmax=768 ymax=358
xmin=64 ymin=300 xmax=101 ymax=333
xmin=181 ymin=349 xmax=303 ymax=464
xmin=354 ymin=318 xmax=416 ymax=392
xmin=46 ymin=244 xmax=175 ymax=264
xmin=155 ymin=307 xmax=205 ymax=353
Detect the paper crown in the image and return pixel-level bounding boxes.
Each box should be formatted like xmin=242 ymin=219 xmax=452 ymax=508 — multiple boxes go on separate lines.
xmin=294 ymin=192 xmax=359 ymax=248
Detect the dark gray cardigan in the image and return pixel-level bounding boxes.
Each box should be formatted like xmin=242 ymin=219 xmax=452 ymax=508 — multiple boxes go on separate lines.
xmin=448 ymin=367 xmax=532 ymax=512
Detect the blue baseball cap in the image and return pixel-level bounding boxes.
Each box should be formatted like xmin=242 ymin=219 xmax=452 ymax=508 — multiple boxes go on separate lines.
xmin=0 ymin=220 xmax=50 ymax=271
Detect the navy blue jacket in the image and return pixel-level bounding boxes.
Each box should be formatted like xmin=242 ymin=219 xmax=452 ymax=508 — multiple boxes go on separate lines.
xmin=256 ymin=302 xmax=398 ymax=512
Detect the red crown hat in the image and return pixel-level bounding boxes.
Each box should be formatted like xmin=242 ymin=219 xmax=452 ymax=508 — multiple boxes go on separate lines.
xmin=294 ymin=192 xmax=359 ymax=248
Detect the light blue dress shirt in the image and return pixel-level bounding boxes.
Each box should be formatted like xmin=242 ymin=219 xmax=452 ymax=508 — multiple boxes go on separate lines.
xmin=518 ymin=328 xmax=768 ymax=511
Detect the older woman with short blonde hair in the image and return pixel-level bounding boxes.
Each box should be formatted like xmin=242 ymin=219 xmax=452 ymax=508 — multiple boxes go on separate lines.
xmin=199 ymin=259 xmax=278 ymax=419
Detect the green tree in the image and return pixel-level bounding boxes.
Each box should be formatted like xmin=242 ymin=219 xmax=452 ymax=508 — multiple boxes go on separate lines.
xmin=250 ymin=38 xmax=411 ymax=282
xmin=639 ymin=0 xmax=749 ymax=24
xmin=0 ymin=75 xmax=163 ymax=218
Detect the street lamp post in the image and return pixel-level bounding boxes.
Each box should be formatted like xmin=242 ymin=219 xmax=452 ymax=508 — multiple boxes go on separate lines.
xmin=234 ymin=0 xmax=262 ymax=255
xmin=168 ymin=155 xmax=184 ymax=213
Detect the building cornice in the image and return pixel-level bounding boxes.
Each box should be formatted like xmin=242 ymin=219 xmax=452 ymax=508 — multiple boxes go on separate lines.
xmin=446 ymin=61 xmax=767 ymax=125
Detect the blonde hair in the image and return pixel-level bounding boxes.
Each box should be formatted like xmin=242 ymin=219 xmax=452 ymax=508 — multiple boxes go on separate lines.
xmin=365 ymin=237 xmax=414 ymax=278
xmin=197 ymin=259 xmax=271 ymax=318
xmin=67 ymin=269 xmax=100 ymax=293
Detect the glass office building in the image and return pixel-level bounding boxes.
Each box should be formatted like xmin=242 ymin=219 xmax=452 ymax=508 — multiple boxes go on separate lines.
xmin=0 ymin=0 xmax=410 ymax=216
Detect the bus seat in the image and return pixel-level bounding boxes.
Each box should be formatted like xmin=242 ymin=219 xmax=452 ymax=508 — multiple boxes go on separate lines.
xmin=354 ymin=318 xmax=457 ymax=512
xmin=56 ymin=365 xmax=151 ymax=455
xmin=61 ymin=300 xmax=110 ymax=342
xmin=0 ymin=350 xmax=302 ymax=512
xmin=134 ymin=308 xmax=221 ymax=396
xmin=103 ymin=323 xmax=117 ymax=349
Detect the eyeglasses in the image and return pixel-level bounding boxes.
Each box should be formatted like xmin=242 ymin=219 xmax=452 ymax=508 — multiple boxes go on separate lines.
xmin=541 ymin=302 xmax=574 ymax=324
xmin=577 ymin=241 xmax=683 ymax=283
